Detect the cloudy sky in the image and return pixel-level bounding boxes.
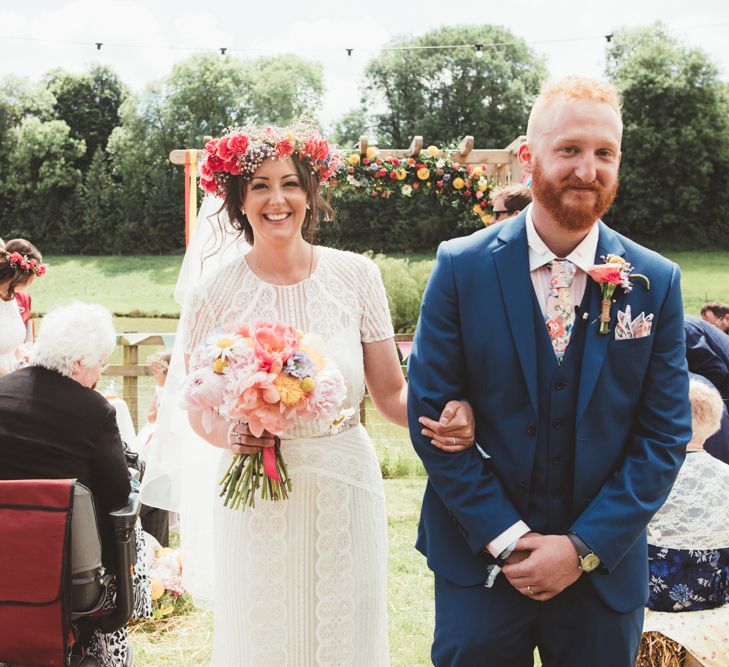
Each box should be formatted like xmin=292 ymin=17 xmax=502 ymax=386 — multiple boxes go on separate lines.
xmin=1 ymin=0 xmax=728 ymax=131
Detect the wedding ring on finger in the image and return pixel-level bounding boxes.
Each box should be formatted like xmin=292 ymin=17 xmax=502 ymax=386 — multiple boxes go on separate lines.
xmin=527 ymin=585 xmax=534 ymax=595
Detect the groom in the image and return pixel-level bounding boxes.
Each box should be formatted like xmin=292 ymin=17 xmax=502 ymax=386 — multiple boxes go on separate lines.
xmin=408 ymin=76 xmax=691 ymax=667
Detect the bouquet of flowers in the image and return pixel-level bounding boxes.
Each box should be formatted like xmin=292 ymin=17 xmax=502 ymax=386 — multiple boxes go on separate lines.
xmin=181 ymin=320 xmax=348 ymax=510
xmin=147 ymin=547 xmax=192 ymax=620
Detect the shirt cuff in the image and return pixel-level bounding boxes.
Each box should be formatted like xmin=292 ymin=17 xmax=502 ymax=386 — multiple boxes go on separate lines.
xmin=485 ymin=521 xmax=530 ymax=558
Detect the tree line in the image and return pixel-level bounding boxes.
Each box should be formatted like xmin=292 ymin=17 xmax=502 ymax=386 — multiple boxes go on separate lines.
xmin=1 ymin=23 xmax=728 ymax=254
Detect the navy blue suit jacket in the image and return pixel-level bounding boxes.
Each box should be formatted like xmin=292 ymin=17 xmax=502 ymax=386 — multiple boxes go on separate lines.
xmin=407 ymin=213 xmax=691 ymax=613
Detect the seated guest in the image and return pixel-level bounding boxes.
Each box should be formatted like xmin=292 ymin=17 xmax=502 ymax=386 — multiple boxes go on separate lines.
xmin=0 ymin=301 xmax=150 ymax=667
xmin=701 ymin=301 xmax=729 ymax=334
xmin=640 ymin=380 xmax=729 ymax=666
xmin=685 ymin=316 xmax=729 ymax=463
xmin=489 ymin=183 xmax=532 ymax=223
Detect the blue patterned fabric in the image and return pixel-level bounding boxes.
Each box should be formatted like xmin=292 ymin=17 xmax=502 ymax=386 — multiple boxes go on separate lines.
xmin=648 ymin=544 xmax=729 ymax=612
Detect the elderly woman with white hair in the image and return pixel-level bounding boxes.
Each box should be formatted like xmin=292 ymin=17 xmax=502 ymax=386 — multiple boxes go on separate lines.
xmin=0 ymin=301 xmax=150 ymax=667
xmin=638 ymin=379 xmax=729 ymax=667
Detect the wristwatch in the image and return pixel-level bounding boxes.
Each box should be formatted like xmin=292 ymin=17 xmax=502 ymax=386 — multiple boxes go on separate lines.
xmin=566 ymin=531 xmax=601 ymax=573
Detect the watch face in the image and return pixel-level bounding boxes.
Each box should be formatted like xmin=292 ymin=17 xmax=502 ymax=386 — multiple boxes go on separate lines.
xmin=581 ymin=553 xmax=600 ymax=572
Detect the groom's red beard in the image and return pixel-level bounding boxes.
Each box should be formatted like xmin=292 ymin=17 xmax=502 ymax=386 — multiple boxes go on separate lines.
xmin=531 ymin=161 xmax=618 ymax=233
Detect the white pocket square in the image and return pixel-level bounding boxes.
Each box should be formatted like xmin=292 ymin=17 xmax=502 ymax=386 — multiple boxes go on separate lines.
xmin=615 ymin=305 xmax=653 ymax=340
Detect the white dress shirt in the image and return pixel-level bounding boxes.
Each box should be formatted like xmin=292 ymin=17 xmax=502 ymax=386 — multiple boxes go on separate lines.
xmin=484 ymin=206 xmax=600 ymax=558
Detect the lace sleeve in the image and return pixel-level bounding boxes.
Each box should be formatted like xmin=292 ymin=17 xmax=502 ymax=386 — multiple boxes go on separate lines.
xmin=647 ymin=453 xmax=729 ymax=550
xmin=360 ymin=258 xmax=395 ymax=343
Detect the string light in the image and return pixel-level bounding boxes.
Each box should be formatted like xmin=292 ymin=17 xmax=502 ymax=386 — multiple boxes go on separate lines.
xmin=0 ymin=23 xmax=727 ymax=57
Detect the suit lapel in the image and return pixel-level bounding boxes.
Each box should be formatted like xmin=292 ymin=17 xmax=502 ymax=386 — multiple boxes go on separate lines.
xmin=576 ymin=222 xmax=626 ymax=424
xmin=493 ymin=214 xmax=539 ymax=415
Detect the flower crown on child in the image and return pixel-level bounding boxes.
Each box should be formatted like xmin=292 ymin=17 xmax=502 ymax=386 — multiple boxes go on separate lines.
xmin=1 ymin=249 xmax=47 ymax=277
xmin=199 ymin=123 xmax=341 ymax=197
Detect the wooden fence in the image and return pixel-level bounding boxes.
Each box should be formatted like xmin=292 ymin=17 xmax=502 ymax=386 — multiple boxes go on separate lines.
xmin=106 ymin=333 xmax=415 ymax=431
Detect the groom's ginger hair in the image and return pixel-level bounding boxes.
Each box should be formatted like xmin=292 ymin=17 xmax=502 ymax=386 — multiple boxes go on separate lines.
xmin=526 ymin=76 xmax=623 ymax=145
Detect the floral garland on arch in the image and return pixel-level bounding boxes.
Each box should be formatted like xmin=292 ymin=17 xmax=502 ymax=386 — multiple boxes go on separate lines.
xmin=332 ymin=144 xmax=498 ymax=226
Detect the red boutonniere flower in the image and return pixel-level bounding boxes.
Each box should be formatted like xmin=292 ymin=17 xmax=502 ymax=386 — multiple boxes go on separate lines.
xmin=587 ymin=255 xmax=650 ymax=334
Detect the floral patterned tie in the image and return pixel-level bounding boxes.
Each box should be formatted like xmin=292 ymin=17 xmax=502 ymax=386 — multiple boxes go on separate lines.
xmin=545 ymin=259 xmax=577 ymax=363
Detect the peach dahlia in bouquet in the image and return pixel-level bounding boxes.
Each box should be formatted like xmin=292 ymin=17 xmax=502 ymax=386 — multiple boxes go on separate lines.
xmin=181 ymin=320 xmax=348 ymax=510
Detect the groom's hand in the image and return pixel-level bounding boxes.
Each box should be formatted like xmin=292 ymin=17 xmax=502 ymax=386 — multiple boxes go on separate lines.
xmin=501 ymin=534 xmax=581 ymax=601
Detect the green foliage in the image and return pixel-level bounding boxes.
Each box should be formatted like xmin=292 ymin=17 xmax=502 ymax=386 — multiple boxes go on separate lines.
xmin=371 ymin=253 xmax=430 ymax=333
xmin=605 ymin=24 xmax=729 ymax=248
xmin=362 ymin=24 xmax=546 ymax=147
xmin=1 ymin=117 xmax=85 ymax=247
xmin=46 ymin=64 xmax=128 ymax=169
xmin=330 ymin=107 xmax=373 ymax=147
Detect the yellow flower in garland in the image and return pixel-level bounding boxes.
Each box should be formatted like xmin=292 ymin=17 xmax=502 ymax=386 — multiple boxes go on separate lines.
xmin=366 ymin=146 xmax=378 ymax=159
xmin=347 ymin=153 xmax=360 ymax=165
xmin=472 ymin=204 xmax=482 ymax=215
xmin=395 ymin=167 xmax=407 ymax=180
xmin=452 ymin=177 xmax=465 ymax=190
xmin=274 ymin=373 xmax=306 ymax=406
xmin=477 ymin=179 xmax=489 ymax=192
xmin=417 ymin=167 xmax=430 ymax=180
xmin=426 ymin=145 xmax=440 ymax=157
xmin=471 ymin=167 xmax=483 ymax=178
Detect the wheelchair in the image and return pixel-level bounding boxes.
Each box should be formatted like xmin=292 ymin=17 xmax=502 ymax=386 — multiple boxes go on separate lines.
xmin=0 ymin=479 xmax=140 ymax=667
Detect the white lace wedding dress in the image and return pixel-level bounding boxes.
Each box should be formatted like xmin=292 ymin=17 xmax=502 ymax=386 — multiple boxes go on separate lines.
xmin=0 ymin=297 xmax=25 ymax=375
xmin=182 ymin=247 xmax=392 ymax=666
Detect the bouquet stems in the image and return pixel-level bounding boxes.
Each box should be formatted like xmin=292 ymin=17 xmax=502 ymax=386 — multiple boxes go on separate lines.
xmin=219 ymin=438 xmax=292 ymax=510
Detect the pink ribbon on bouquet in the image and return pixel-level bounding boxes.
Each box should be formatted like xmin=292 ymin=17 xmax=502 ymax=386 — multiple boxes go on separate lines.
xmin=263 ymin=438 xmax=281 ymax=482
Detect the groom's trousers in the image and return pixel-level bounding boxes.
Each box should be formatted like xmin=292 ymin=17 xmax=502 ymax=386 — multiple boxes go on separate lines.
xmin=432 ymin=573 xmax=642 ymax=667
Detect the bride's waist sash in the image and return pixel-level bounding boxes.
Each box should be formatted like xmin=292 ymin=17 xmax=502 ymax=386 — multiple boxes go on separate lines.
xmin=279 ymin=425 xmax=383 ymax=497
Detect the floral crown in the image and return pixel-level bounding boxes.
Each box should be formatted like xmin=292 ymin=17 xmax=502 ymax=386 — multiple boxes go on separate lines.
xmin=199 ymin=124 xmax=341 ymax=197
xmin=1 ymin=249 xmax=47 ymax=277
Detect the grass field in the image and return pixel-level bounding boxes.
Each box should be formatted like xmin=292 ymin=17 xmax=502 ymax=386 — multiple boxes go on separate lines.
xmin=29 ymin=250 xmax=729 ymax=319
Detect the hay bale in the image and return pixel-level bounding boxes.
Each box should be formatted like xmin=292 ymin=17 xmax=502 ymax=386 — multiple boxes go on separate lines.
xmin=635 ymin=631 xmax=685 ymax=667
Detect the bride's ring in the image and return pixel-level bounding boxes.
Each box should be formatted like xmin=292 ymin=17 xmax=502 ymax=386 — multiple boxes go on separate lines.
xmin=527 ymin=585 xmax=534 ymax=595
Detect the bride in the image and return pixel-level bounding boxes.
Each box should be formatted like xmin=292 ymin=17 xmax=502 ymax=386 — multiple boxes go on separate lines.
xmin=142 ymin=123 xmax=474 ymax=666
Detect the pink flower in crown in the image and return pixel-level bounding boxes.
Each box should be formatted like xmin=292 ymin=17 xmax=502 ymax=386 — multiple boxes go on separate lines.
xmin=36 ymin=264 xmax=47 ymax=276
xmin=301 ymin=137 xmax=330 ymax=162
xmin=200 ymin=177 xmax=217 ymax=193
xmin=200 ymin=162 xmax=213 ymax=178
xmin=216 ymin=136 xmax=235 ymax=161
xmin=224 ymin=159 xmax=241 ymax=176
xmin=206 ymin=155 xmax=225 ymax=173
xmin=252 ymin=322 xmax=300 ymax=373
xmin=204 ymin=138 xmax=219 ymax=155
xmin=587 ymin=264 xmax=624 ymax=285
xmin=228 ymin=133 xmax=249 ymax=156
xmin=9 ymin=252 xmax=22 ymax=264
xmin=276 ymin=139 xmax=295 ymax=159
